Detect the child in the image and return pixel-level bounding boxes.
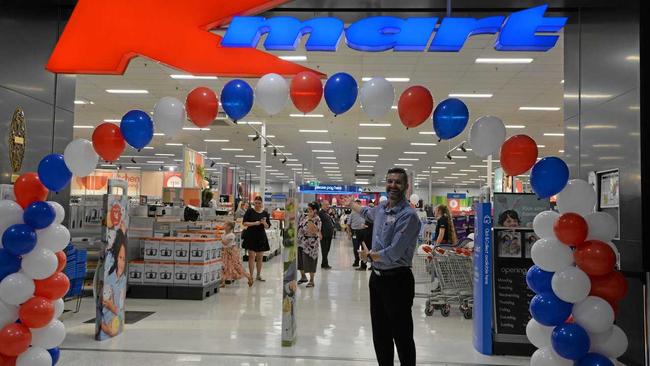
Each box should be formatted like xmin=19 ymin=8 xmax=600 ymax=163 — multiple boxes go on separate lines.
xmin=221 ymin=221 xmax=253 ymax=287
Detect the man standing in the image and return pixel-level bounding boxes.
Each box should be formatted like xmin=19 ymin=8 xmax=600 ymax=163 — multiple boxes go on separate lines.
xmin=347 ymin=199 xmax=368 ymax=267
xmin=342 ymin=168 xmax=421 ymax=366
xmin=318 ymin=200 xmax=335 ymax=269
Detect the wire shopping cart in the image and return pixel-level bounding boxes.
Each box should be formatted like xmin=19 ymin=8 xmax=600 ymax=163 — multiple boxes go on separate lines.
xmin=423 ymin=251 xmax=473 ymax=319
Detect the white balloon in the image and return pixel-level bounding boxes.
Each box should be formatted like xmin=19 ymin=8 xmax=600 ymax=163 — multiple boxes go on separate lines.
xmin=63 ymin=138 xmax=99 ymax=177
xmin=557 ymin=179 xmax=597 ymax=216
xmin=16 ymin=346 xmax=52 ymax=366
xmin=153 ymin=96 xmax=186 ymax=138
xmin=31 ymin=319 xmax=66 ymax=349
xmin=584 ymin=212 xmax=617 ymax=242
xmin=0 ymin=272 xmax=35 ymax=305
xmin=591 ymin=325 xmax=628 ymax=358
xmin=0 ymin=199 xmax=24 ymax=239
xmin=36 ymin=224 xmax=70 ymax=253
xmin=551 ymin=266 xmax=591 ymax=303
xmin=573 ymin=296 xmax=615 ymax=333
xmin=0 ymin=299 xmax=19 ymax=328
xmin=468 ymin=116 xmax=506 ymax=158
xmin=47 ymin=201 xmax=65 ymax=225
xmin=409 ymin=194 xmax=419 ymax=205
xmin=22 ymin=248 xmax=58 ymax=280
xmin=526 ymin=318 xmax=553 ymax=348
xmin=379 ymin=196 xmax=388 ymax=203
xmin=360 ymin=77 xmax=394 ymax=119
xmin=530 ymin=347 xmax=572 ymax=366
xmin=531 ymin=238 xmax=574 ymax=272
xmin=53 ymin=298 xmax=65 ymax=319
xmin=533 ymin=210 xmax=560 ymax=239
xmin=256 ymin=73 xmax=289 ymax=115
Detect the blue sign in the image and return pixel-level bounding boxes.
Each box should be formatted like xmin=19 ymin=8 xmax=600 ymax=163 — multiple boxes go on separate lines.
xmin=473 ymin=202 xmax=493 ymax=355
xmin=447 ymin=193 xmax=467 ymax=199
xmin=298 ymin=184 xmax=362 ymax=194
xmin=222 ymin=5 xmax=566 ymax=53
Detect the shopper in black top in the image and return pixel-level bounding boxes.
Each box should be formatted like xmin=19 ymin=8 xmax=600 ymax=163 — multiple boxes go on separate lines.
xmin=242 ymin=196 xmax=271 ymax=282
xmin=318 ymin=200 xmax=335 ymax=269
xmin=433 ymin=204 xmax=457 ymax=246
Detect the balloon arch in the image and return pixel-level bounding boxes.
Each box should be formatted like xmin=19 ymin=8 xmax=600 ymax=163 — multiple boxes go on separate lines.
xmin=0 ymin=71 xmax=626 ymax=365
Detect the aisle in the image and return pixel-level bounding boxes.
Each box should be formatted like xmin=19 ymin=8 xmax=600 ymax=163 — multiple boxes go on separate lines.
xmin=58 ymin=235 xmax=528 ymax=366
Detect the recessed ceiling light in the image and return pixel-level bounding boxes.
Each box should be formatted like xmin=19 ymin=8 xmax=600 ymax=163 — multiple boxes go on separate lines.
xmin=355 ymin=181 xmax=370 ymax=185
xmin=73 ymin=125 xmax=93 ymax=129
xmin=436 ymin=161 xmax=456 ymax=165
xmin=593 ymin=144 xmax=621 ymax=148
xmin=125 ymin=166 xmax=141 ymax=169
xmin=358 ymin=136 xmax=386 ymax=140
xmin=558 ymin=149 xmax=565 ymax=153
xmin=286 ymin=163 xmax=302 ymax=167
xmin=147 ymin=160 xmax=165 ymax=164
xmin=625 ymin=55 xmax=640 ymax=61
xmin=103 ymin=119 xmax=121 ymax=123
xmin=418 ymin=131 xmax=436 ymax=135
xmin=356 ymin=169 xmax=373 ymax=172
xmin=475 ymin=58 xmax=533 ymax=64
xmin=170 ymin=74 xmax=217 ymax=80
xmin=583 ymin=125 xmax=617 ymax=129
xmin=299 ymin=129 xmax=328 ymax=133
xmin=235 ymin=155 xmax=255 ymax=158
xmin=204 ymin=139 xmax=229 ymax=142
xmin=74 ymin=100 xmax=94 ymax=105
xmin=543 ymin=133 xmax=565 ymax=137
xmin=153 ymin=133 xmax=165 ymax=136
xmin=312 ymin=150 xmax=334 ymax=153
xmin=506 ymin=125 xmax=526 ymax=129
xmin=395 ymin=163 xmax=413 ymax=167
xmin=460 ymin=169 xmax=478 ymax=172
xmin=444 ymin=176 xmax=460 ymax=179
xmin=165 ymin=143 xmax=183 ymax=146
xmin=448 ymin=93 xmax=493 ymax=98
xmin=359 ymin=160 xmax=376 ymax=163
xmin=316 ymin=156 xmax=336 ymax=160
xmin=450 ymin=156 xmax=467 ymax=159
xmin=362 ymin=77 xmax=410 ymax=82
xmin=470 ymin=165 xmax=487 ymax=168
xmin=399 ymin=158 xmax=419 ymax=161
xmin=358 ymin=147 xmax=382 ymax=150
xmin=391 ymin=106 xmax=397 ymax=110
xmin=320 ymin=162 xmax=338 ymax=165
xmin=290 ymin=114 xmax=324 ymax=118
xmin=359 ymin=123 xmax=391 ymax=127
xmin=564 ymin=93 xmax=612 ymax=99
xmin=356 ymin=165 xmax=374 ymax=168
xmin=287 ymin=158 xmax=299 ymax=161
xmin=246 ymin=160 xmax=261 ymax=163
xmin=174 ymin=159 xmax=183 ymax=162
xmin=452 ymin=173 xmax=468 ymax=176
xmin=237 ymin=121 xmax=263 ymax=125
xmin=429 ymin=166 xmax=447 ymax=170
xmin=155 ymin=153 xmax=175 ymax=156
xmin=537 ymin=145 xmax=546 ymax=148
xmin=359 ymin=154 xmax=379 ymax=157
xmin=519 ymin=107 xmax=561 ymax=111
xmin=105 ymin=89 xmax=149 ymax=94
xmin=279 ymin=55 xmax=307 ymax=61
xmin=402 ymin=151 xmax=426 ymax=155
xmin=222 ymin=148 xmax=244 ymax=151
xmin=306 ymin=141 xmax=332 ymax=144
xmin=410 ymin=142 xmax=437 ymax=146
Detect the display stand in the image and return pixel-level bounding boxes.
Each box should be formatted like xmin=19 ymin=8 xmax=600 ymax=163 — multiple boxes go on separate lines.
xmin=281 ymin=184 xmax=297 ymax=346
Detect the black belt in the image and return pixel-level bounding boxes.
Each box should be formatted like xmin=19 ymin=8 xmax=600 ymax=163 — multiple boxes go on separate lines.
xmin=371 ymin=267 xmax=411 ymax=277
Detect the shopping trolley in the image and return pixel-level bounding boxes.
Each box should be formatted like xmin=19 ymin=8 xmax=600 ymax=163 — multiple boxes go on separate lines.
xmin=423 ymin=250 xmax=473 ymax=319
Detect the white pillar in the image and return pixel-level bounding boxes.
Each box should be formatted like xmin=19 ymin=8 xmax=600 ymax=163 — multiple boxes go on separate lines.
xmin=260 ymin=122 xmax=267 ymax=198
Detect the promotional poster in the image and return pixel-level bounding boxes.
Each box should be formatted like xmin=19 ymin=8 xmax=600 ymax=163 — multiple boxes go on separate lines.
xmin=183 ymin=147 xmax=206 ymax=189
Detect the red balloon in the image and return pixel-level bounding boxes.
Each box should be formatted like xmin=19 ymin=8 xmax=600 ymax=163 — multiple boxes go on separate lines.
xmin=590 ymin=271 xmax=628 ymax=301
xmin=553 ymin=213 xmax=588 ymax=246
xmin=55 ymin=251 xmax=67 ymax=273
xmin=34 ymin=272 xmax=70 ymax=300
xmin=0 ymin=323 xmax=31 ymax=357
xmin=92 ymin=123 xmax=125 ymax=162
xmin=290 ymin=71 xmax=323 ymax=113
xmin=499 ymin=135 xmax=538 ymax=176
xmin=0 ymin=354 xmax=17 ymax=366
xmin=13 ymin=172 xmax=49 ymax=209
xmin=575 ymin=240 xmax=616 ymax=276
xmin=398 ymin=86 xmax=434 ymax=128
xmin=186 ymin=87 xmax=218 ymax=128
xmin=18 ymin=296 xmax=54 ymax=329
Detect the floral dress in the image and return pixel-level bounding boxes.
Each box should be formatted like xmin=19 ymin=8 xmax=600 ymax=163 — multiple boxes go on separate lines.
xmin=298 ymin=215 xmax=321 ymax=260
xmin=221 ymin=232 xmax=246 ymax=281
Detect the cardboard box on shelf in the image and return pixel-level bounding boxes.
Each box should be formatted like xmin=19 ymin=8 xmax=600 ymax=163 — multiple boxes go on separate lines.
xmin=188 ymin=263 xmax=208 ymax=286
xmin=173 ymin=262 xmax=189 ymax=286
xmin=158 ymin=262 xmax=174 ymax=284
xmin=190 ymin=239 xmax=212 ymax=263
xmin=144 ymin=261 xmax=159 ymax=283
xmin=128 ymin=260 xmax=144 ymax=284
xmin=158 ymin=239 xmax=175 ymax=262
xmin=173 ymin=239 xmax=191 ymax=263
xmin=144 ymin=239 xmax=159 ymax=261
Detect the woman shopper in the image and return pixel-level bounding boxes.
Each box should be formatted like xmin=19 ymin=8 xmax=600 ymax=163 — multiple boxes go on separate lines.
xmin=297 ymin=202 xmax=322 ymax=288
xmin=242 ymin=196 xmax=271 ymax=282
xmin=433 ymin=204 xmax=457 ymax=246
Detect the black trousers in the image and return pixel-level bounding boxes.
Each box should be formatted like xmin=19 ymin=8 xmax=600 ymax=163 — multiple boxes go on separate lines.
xmin=321 ymin=234 xmax=332 ymax=267
xmin=369 ymin=268 xmax=416 ymax=366
xmin=352 ymin=230 xmax=363 ymax=262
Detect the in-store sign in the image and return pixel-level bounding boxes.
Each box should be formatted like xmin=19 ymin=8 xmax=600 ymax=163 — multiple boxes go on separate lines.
xmin=299 ymin=184 xmax=362 ymax=194
xmin=308 ymin=180 xmax=320 ymax=187
xmin=48 ymin=1 xmax=565 ymax=76
xmin=222 ymin=5 xmax=566 ymax=52
xmin=473 ymin=202 xmax=493 ymax=355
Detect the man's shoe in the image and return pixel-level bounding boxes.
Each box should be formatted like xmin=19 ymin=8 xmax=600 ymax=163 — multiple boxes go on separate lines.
xmin=352 ymin=261 xmax=359 ymax=267
xmin=321 ymin=265 xmax=332 ymax=270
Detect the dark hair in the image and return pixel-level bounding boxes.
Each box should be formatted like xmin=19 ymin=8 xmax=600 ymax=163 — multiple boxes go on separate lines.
xmin=308 ymin=201 xmax=320 ymax=211
xmin=498 ymin=210 xmax=521 ymax=226
xmin=254 ymin=196 xmax=263 ymax=202
xmin=108 ymin=229 xmax=126 ymax=277
xmin=386 ymin=167 xmax=408 ymax=185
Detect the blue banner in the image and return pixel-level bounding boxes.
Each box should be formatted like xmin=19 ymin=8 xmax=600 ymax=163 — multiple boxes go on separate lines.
xmin=298 ymin=184 xmax=362 ymax=194
xmin=473 ymin=202 xmax=493 ymax=355
xmin=447 ymin=193 xmax=467 ymax=199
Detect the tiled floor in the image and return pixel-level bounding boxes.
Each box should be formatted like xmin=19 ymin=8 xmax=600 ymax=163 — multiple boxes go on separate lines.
xmin=59 ymin=236 xmax=529 ymax=366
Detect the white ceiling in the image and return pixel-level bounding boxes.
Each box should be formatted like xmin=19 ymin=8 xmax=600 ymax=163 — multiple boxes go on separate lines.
xmin=73 ymin=30 xmax=564 ymax=188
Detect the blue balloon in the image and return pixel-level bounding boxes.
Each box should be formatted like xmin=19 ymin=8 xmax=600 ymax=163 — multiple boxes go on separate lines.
xmin=120 ymin=110 xmax=153 ymax=150
xmin=324 ymin=72 xmax=358 ymax=115
xmin=48 ymin=347 xmax=61 ymax=365
xmin=38 ymin=154 xmax=72 ymax=192
xmin=23 ymin=201 xmax=56 ymax=230
xmin=530 ymin=156 xmax=569 ymax=198
xmin=552 ymin=323 xmax=591 ymax=361
xmin=576 ymin=353 xmax=615 ymax=366
xmin=1 ymin=224 xmax=37 ymax=256
xmin=526 ymin=265 xmax=553 ymax=294
xmin=221 ymin=79 xmax=254 ymax=121
xmin=530 ymin=292 xmax=572 ymax=326
xmin=0 ymin=248 xmax=21 ymax=282
xmin=432 ymin=98 xmax=469 ymax=140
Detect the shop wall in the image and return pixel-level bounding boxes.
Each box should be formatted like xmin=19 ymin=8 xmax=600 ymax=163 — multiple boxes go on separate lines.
xmin=563 ymin=3 xmax=644 ymax=364
xmin=0 ymin=1 xmax=75 ymax=222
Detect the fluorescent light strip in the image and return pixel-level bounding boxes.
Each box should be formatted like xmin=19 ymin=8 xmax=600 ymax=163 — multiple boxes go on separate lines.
xmin=290 ymin=114 xmax=324 ymax=118
xmin=183 ymin=127 xmax=211 ymax=131
xmin=358 ymin=137 xmax=386 ymax=140
xmin=248 ymin=134 xmax=275 ymax=138
xmin=286 ymin=163 xmax=302 ymax=167
xmin=506 ymin=125 xmax=526 ymax=129
xmin=362 ymin=77 xmax=410 ymax=82
xmin=358 ymin=147 xmax=382 ymax=150
xmin=398 ymin=158 xmax=419 ymax=161
xmin=359 ymin=123 xmax=391 ymax=127
xmin=246 ymin=161 xmax=260 ymax=163
xmin=105 ymin=89 xmax=148 ymax=94
xmin=418 ymin=131 xmax=436 ymax=135
xmin=359 ymin=160 xmax=376 ymax=163
xmin=450 ymin=156 xmax=467 ymax=159
xmin=165 ymin=143 xmax=183 ymax=146
xmin=147 ymin=160 xmax=165 ymax=164
xmin=279 ymin=55 xmax=307 ymax=61
xmin=234 ymin=155 xmax=255 ymax=158
xmin=103 ymin=119 xmax=121 ymax=123
xmin=73 ymin=125 xmax=93 ymax=129
xmin=237 ymin=121 xmax=263 ymax=125
xmin=460 ymin=169 xmax=478 ymax=172
xmin=125 ymin=166 xmax=141 ymax=169
xmin=395 ymin=163 xmax=413 ymax=167
xmin=306 ymin=141 xmax=332 ymax=144
xmin=204 ymin=139 xmax=229 ymax=142
xmin=221 ymin=148 xmax=244 ymax=151
xmin=316 ymin=157 xmax=336 ymax=160
xmin=404 ymin=151 xmax=426 ymax=155
xmin=435 ymin=162 xmax=456 ymax=165
xmin=519 ymin=107 xmax=561 ymax=111
xmin=155 ymin=153 xmax=175 ymax=157
xmin=543 ymin=133 xmax=565 ymax=137
xmin=358 ymin=154 xmax=379 ymax=157
xmin=470 ymin=165 xmax=487 ymax=168
xmin=153 ymin=133 xmax=165 ymax=136
xmin=170 ymin=74 xmax=217 ymax=80
xmin=299 ymin=129 xmax=328 ymax=133
xmin=410 ymin=142 xmax=437 ymax=146
xmin=475 ymin=58 xmax=533 ymax=64
xmin=451 ymin=173 xmax=467 ymax=176
xmin=356 ymin=169 xmax=373 ymax=172
xmin=312 ymin=150 xmax=334 ymax=153
xmin=356 ymin=165 xmax=374 ymax=168
xmin=448 ymin=93 xmax=493 ymax=98
xmin=320 ymin=162 xmax=338 ymax=165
